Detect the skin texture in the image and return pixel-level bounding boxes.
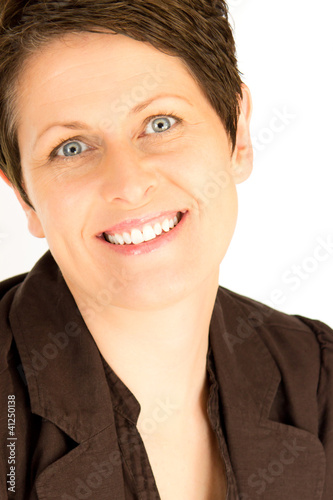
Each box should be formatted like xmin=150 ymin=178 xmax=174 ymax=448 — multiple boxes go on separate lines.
xmin=10 ymin=32 xmax=253 ymax=436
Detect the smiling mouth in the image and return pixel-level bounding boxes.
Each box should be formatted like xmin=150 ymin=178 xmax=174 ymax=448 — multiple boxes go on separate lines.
xmin=103 ymin=211 xmax=184 ymax=246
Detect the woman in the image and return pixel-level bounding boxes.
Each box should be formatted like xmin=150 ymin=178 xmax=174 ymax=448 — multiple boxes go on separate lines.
xmin=0 ymin=1 xmax=332 ymax=499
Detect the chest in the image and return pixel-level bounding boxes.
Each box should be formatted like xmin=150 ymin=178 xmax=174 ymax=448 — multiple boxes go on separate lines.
xmin=141 ymin=423 xmax=227 ymax=500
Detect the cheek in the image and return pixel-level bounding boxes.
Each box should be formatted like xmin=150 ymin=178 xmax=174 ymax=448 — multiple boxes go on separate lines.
xmin=190 ymin=151 xmax=235 ymax=215
xmin=196 ymin=149 xmax=238 ymax=243
xmin=166 ymin=141 xmax=231 ymax=196
xmin=204 ymin=185 xmax=238 ymax=240
xmin=31 ymin=180 xmax=86 ymax=239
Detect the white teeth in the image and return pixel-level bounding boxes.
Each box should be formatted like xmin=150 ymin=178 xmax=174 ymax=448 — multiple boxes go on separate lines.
xmin=123 ymin=232 xmax=132 ymax=244
xmin=109 ymin=234 xmax=117 ymax=244
xmin=131 ymin=229 xmax=144 ymax=244
xmin=105 ymin=211 xmax=184 ymax=245
xmin=154 ymin=222 xmax=162 ymax=236
xmin=161 ymin=219 xmax=170 ymax=232
xmin=114 ymin=234 xmax=124 ymax=245
xmin=142 ymin=225 xmax=157 ymax=242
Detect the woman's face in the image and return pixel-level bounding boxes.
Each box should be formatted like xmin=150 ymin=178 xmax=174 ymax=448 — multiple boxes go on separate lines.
xmin=15 ymin=32 xmax=252 ymax=311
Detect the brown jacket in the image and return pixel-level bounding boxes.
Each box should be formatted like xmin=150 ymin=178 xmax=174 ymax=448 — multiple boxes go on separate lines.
xmin=0 ymin=251 xmax=332 ymax=499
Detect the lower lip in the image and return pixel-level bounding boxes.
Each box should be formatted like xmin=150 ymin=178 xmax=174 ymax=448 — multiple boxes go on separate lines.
xmin=98 ymin=211 xmax=188 ymax=256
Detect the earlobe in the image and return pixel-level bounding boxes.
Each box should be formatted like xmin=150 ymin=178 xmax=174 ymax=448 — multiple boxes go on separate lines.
xmin=1 ymin=170 xmax=45 ymax=238
xmin=0 ymin=169 xmax=12 ymax=188
xmin=12 ymin=186 xmax=45 ymax=239
xmin=230 ymin=83 xmax=254 ymax=184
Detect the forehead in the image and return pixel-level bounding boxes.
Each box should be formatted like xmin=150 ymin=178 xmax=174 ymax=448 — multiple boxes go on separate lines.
xmin=16 ymin=32 xmax=204 ymax=117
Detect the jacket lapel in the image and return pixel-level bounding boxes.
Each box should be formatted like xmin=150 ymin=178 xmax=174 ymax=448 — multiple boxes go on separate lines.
xmin=9 ymin=252 xmax=127 ymax=499
xmin=35 ymin=427 xmax=127 ymax=500
xmin=210 ymin=287 xmax=326 ymax=499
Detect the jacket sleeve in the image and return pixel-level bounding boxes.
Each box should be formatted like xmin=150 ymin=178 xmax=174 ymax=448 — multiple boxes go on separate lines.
xmin=1 ymin=284 xmax=33 ymax=500
xmin=0 ymin=295 xmax=16 ymax=500
xmin=294 ymin=314 xmax=333 ymax=497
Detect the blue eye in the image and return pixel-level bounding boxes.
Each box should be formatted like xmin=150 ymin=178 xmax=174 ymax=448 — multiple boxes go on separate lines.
xmin=59 ymin=140 xmax=89 ymax=157
xmin=145 ymin=116 xmax=177 ymax=135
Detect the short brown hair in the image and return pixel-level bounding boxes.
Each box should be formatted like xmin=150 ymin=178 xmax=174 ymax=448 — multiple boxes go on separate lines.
xmin=0 ymin=0 xmax=243 ymax=209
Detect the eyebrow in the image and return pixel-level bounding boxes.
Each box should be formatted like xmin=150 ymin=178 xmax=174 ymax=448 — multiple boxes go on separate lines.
xmin=33 ymin=93 xmax=193 ymax=149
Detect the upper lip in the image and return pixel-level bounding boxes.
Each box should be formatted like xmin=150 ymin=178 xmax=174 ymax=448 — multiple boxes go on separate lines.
xmin=100 ymin=209 xmax=187 ymax=236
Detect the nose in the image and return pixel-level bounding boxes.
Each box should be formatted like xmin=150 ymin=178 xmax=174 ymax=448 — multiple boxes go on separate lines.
xmin=98 ymin=143 xmax=158 ymax=206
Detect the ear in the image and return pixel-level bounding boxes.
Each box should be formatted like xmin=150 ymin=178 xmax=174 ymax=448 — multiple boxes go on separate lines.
xmin=0 ymin=171 xmax=45 ymax=239
xmin=230 ymin=83 xmax=253 ymax=184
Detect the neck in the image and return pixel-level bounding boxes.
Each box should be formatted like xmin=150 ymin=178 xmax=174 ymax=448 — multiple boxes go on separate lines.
xmin=75 ymin=270 xmax=219 ymax=436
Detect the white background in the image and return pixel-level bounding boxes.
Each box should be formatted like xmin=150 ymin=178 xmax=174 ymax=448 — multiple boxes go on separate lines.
xmin=0 ymin=0 xmax=332 ymax=326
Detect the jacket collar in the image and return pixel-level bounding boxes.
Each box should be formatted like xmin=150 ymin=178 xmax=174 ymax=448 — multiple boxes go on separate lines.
xmin=9 ymin=251 xmax=115 ymax=443
xmin=8 ymin=251 xmax=326 ymax=499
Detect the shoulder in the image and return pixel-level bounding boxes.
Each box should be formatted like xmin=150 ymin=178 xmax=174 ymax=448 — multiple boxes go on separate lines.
xmin=217 ymin=284 xmax=333 ymax=352
xmin=0 ymin=272 xmax=27 ymax=300
xmin=0 ymin=271 xmax=27 ymax=367
xmin=217 ymin=285 xmax=333 ymax=408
